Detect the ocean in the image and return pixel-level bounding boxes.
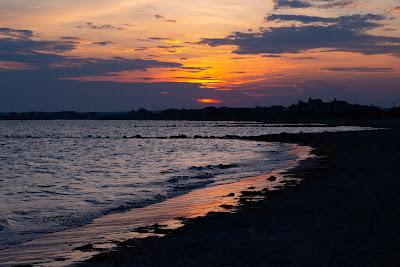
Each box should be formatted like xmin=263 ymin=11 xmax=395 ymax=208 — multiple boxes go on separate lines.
xmin=0 ymin=120 xmax=369 ymax=260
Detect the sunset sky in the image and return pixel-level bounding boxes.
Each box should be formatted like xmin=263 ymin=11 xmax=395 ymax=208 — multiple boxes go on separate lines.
xmin=0 ymin=0 xmax=399 ymax=111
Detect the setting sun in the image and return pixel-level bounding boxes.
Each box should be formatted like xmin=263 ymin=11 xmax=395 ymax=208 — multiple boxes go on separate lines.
xmin=197 ymin=98 xmax=223 ymax=104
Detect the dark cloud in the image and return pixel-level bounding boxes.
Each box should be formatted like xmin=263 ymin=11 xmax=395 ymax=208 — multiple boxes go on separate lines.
xmin=173 ymin=76 xmax=216 ymax=81
xmin=200 ymin=14 xmax=400 ymax=56
xmin=0 ymin=27 xmax=77 ymax=54
xmin=61 ymin=36 xmax=80 ymax=40
xmin=289 ymin=56 xmax=317 ymax=60
xmin=0 ymin=37 xmax=77 ymax=53
xmin=1 ymin=67 xmax=400 ymax=110
xmin=0 ymin=70 xmax=298 ymax=111
xmin=324 ymin=67 xmax=395 ymax=72
xmin=181 ymin=66 xmax=210 ymax=70
xmin=0 ymin=52 xmax=181 ymax=77
xmin=0 ymin=27 xmax=180 ymax=77
xmin=314 ymin=0 xmax=354 ymax=8
xmin=0 ymin=28 xmax=33 ymax=38
xmin=157 ymin=45 xmax=183 ymax=49
xmin=61 ymin=57 xmax=181 ymax=77
xmin=78 ymin=22 xmax=123 ymax=30
xmin=273 ymin=0 xmax=354 ymax=9
xmin=0 ymin=29 xmax=200 ymax=112
xmin=148 ymin=37 xmax=173 ymax=41
xmin=266 ymin=14 xmax=385 ymax=30
xmin=262 ymin=54 xmax=283 ymax=58
xmin=267 ymin=14 xmax=337 ymax=23
xmin=91 ymin=41 xmax=113 ymax=46
xmin=0 ymin=77 xmax=221 ymax=111
xmin=230 ymin=56 xmax=252 ymax=60
xmin=273 ymin=0 xmax=312 ymax=9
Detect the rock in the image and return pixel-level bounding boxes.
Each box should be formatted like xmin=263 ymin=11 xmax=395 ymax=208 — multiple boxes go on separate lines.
xmin=267 ymin=176 xmax=277 ymax=181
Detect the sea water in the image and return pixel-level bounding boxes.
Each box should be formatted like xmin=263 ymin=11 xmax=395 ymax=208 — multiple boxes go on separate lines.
xmin=0 ymin=120 xmax=369 ymax=250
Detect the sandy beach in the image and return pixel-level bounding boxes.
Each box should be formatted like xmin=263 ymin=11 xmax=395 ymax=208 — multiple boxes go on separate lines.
xmin=80 ymin=121 xmax=400 ymax=266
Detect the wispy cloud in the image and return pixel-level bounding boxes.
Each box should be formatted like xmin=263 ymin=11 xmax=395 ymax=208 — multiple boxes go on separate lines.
xmin=77 ymin=22 xmax=123 ymax=30
xmin=91 ymin=41 xmax=113 ymax=46
xmin=154 ymin=14 xmax=177 ymax=23
xmin=323 ymin=67 xmax=395 ymax=72
xmin=387 ymin=6 xmax=400 ymax=16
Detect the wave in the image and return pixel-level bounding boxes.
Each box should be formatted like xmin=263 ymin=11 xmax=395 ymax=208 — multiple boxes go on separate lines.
xmin=167 ymin=173 xmax=215 ymax=183
xmin=188 ymin=163 xmax=239 ymax=171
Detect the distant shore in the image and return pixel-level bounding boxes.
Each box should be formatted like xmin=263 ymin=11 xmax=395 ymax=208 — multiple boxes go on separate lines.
xmin=2 ymin=99 xmax=399 ymax=122
xmin=80 ymin=121 xmax=400 ymax=266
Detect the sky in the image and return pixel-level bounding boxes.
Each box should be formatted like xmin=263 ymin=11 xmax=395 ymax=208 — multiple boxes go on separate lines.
xmin=0 ymin=0 xmax=399 ymax=111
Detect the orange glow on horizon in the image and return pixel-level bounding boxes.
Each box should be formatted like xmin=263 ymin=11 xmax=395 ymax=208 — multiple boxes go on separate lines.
xmin=197 ymin=98 xmax=222 ymax=104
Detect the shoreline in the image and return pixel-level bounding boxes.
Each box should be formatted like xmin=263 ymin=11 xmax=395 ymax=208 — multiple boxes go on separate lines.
xmin=0 ymin=143 xmax=311 ymax=266
xmin=80 ymin=125 xmax=400 ymax=266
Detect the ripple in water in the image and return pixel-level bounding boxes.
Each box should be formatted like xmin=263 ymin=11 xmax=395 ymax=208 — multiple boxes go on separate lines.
xmin=0 ymin=121 xmax=370 ymax=250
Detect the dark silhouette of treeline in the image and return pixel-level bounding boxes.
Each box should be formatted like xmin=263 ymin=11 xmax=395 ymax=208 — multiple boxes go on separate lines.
xmin=2 ymin=99 xmax=400 ymax=121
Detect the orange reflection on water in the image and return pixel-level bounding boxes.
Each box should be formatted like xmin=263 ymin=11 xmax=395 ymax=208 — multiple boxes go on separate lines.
xmin=0 ymin=144 xmax=312 ymax=266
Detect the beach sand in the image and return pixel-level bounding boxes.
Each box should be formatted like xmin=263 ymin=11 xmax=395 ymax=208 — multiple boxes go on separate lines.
xmin=81 ymin=123 xmax=400 ymax=266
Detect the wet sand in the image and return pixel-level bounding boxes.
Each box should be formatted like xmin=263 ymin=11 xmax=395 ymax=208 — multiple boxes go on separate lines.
xmin=81 ymin=123 xmax=400 ymax=266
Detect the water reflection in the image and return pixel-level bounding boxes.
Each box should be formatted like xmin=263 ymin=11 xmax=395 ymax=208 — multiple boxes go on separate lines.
xmin=0 ymin=145 xmax=311 ymax=266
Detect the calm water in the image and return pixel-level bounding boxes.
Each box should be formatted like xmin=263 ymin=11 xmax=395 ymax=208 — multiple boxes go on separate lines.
xmin=0 ymin=121 xmax=370 ymax=250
